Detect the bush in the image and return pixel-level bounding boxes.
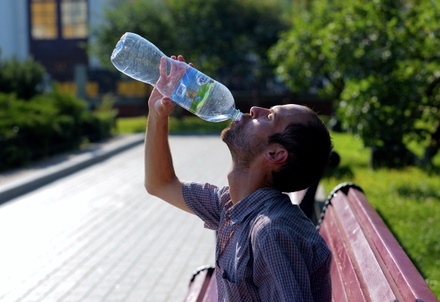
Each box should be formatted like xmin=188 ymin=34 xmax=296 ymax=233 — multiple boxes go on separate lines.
xmin=0 ymin=91 xmax=116 ymax=171
xmin=0 ymin=55 xmax=46 ymax=100
xmin=0 ymin=54 xmax=116 ymax=171
xmin=82 ymin=111 xmax=116 ymax=142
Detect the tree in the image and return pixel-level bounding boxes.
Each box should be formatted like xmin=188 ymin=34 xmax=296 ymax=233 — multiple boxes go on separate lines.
xmin=270 ymin=0 xmax=440 ymax=167
xmin=91 ymin=0 xmax=289 ymax=91
xmin=91 ymin=0 xmax=176 ymax=69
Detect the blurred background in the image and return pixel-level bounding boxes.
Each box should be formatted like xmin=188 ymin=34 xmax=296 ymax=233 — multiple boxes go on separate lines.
xmin=0 ymin=0 xmax=439 ymax=298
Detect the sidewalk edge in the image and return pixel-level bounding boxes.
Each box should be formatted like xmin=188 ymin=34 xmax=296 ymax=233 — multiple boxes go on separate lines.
xmin=0 ymin=135 xmax=144 ymax=204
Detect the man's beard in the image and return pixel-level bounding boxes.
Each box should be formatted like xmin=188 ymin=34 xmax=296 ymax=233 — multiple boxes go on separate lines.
xmin=221 ymin=115 xmax=266 ymax=169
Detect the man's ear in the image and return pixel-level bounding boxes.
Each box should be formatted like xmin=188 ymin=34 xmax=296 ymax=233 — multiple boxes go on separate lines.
xmin=264 ymin=145 xmax=288 ymax=165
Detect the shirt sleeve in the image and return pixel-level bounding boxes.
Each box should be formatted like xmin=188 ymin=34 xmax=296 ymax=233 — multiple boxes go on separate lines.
xmin=251 ymin=223 xmax=314 ymax=302
xmin=182 ymin=182 xmax=225 ymax=231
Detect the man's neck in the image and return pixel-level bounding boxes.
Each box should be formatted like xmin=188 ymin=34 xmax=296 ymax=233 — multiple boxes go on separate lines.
xmin=227 ymin=166 xmax=270 ymax=205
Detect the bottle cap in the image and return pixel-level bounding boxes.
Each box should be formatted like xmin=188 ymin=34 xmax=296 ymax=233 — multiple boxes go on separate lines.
xmin=232 ymin=109 xmax=243 ymax=122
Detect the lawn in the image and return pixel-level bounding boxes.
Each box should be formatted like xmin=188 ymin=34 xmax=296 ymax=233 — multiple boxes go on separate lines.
xmin=321 ymin=132 xmax=440 ymax=298
xmin=117 ymin=116 xmax=440 ymax=298
xmin=116 ymin=115 xmax=229 ymax=134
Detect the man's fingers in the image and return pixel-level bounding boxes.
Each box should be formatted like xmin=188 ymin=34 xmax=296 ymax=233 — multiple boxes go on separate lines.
xmin=177 ymin=55 xmax=193 ymax=67
xmin=161 ymin=97 xmax=173 ymax=105
xmin=160 ymin=97 xmax=176 ymax=113
xmin=159 ymin=56 xmax=168 ymax=77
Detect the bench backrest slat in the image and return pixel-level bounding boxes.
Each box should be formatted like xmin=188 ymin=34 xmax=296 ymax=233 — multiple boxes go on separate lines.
xmin=320 ymin=186 xmax=438 ymax=302
xmin=320 ymin=191 xmax=396 ymax=301
xmin=320 ymin=208 xmax=366 ymax=301
xmin=347 ymin=189 xmax=438 ymax=301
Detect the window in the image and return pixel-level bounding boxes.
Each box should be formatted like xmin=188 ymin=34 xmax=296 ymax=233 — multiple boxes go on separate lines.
xmin=31 ymin=0 xmax=58 ymax=39
xmin=30 ymin=0 xmax=88 ymax=40
xmin=61 ymin=0 xmax=88 ymax=39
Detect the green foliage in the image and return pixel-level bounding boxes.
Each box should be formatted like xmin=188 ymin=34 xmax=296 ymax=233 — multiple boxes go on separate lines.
xmin=0 ymin=90 xmax=115 ymax=171
xmin=322 ymin=132 xmax=440 ymax=298
xmin=0 ymin=55 xmax=46 ymax=100
xmin=92 ymin=0 xmax=289 ymax=89
xmin=270 ymin=0 xmax=440 ymax=166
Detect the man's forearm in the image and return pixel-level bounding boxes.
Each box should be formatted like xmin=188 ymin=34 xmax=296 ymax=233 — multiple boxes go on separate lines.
xmin=144 ymin=114 xmax=175 ymax=195
xmin=143 ymin=111 xmax=191 ymax=212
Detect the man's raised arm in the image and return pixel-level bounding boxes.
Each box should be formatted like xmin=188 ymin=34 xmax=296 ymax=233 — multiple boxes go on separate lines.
xmin=144 ymin=55 xmax=193 ymax=213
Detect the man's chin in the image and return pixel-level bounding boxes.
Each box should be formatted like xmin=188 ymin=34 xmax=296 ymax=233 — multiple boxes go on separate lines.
xmin=221 ymin=114 xmax=249 ymax=140
xmin=220 ymin=127 xmax=228 ymax=142
xmin=221 ymin=114 xmax=251 ymax=144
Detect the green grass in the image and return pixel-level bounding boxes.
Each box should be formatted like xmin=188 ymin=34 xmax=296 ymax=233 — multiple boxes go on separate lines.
xmin=117 ymin=116 xmax=440 ymax=298
xmin=322 ymin=132 xmax=440 ymax=298
xmin=116 ymin=115 xmax=229 ymax=134
xmin=116 ymin=116 xmax=147 ymax=134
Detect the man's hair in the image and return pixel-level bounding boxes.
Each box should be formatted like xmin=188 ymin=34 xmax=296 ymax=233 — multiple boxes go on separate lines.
xmin=268 ymin=111 xmax=333 ymax=192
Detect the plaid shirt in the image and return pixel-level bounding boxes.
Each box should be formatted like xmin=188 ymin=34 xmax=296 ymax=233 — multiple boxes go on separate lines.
xmin=183 ymin=182 xmax=332 ymax=302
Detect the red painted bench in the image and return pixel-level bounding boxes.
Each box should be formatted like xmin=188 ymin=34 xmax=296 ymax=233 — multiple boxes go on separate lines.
xmin=319 ymin=183 xmax=437 ymax=302
xmin=184 ymin=183 xmax=438 ymax=301
xmin=184 ymin=266 xmax=217 ymax=302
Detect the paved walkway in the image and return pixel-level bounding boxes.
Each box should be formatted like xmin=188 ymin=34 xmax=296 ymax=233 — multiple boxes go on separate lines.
xmin=0 ymin=134 xmax=232 ymax=302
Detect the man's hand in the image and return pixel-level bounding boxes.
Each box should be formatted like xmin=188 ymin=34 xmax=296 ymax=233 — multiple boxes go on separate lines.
xmin=148 ymin=55 xmax=193 ymax=119
xmin=147 ymin=88 xmax=175 ymax=119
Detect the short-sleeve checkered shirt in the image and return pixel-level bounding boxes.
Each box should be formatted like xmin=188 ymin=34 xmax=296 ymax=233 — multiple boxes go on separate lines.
xmin=183 ymin=182 xmax=332 ymax=302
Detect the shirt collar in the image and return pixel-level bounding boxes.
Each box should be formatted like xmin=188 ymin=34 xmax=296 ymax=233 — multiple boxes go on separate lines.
xmin=227 ymin=187 xmax=284 ymax=224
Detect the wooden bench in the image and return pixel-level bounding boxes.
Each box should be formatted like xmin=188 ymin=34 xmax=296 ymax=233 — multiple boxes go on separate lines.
xmin=318 ymin=183 xmax=437 ymax=302
xmin=184 ymin=266 xmax=217 ymax=302
xmin=184 ymin=182 xmax=438 ymax=301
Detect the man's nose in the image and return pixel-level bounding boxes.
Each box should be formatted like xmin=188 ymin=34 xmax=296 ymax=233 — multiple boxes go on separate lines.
xmin=250 ymin=106 xmax=270 ymax=118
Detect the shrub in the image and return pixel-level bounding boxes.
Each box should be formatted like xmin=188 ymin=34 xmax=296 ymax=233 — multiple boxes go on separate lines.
xmin=0 ymin=55 xmax=46 ymax=100
xmin=0 ymin=91 xmax=116 ymax=171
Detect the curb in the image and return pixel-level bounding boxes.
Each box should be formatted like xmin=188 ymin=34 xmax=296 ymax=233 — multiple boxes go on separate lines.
xmin=0 ymin=134 xmax=145 ymax=204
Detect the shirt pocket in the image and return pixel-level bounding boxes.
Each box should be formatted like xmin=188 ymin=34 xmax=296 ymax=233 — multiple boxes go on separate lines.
xmin=222 ymin=267 xmax=246 ymax=284
xmin=219 ymin=243 xmax=251 ymax=284
xmin=219 ymin=253 xmax=258 ymax=301
xmin=221 ymin=272 xmax=258 ymax=302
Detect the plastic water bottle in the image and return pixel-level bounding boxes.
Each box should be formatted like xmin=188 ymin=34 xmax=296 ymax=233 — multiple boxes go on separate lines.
xmin=111 ymin=32 xmax=242 ymax=122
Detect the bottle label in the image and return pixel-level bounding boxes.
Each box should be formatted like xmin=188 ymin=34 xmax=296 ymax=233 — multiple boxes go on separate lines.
xmin=171 ymin=67 xmax=214 ymax=113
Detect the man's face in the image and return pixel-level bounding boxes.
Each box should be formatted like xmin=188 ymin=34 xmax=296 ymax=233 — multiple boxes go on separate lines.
xmin=221 ymin=104 xmax=311 ymax=168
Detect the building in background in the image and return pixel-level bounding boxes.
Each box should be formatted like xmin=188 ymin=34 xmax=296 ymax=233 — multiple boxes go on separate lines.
xmin=29 ymin=0 xmax=89 ymax=81
xmin=1 ymin=0 xmax=105 ymax=79
xmin=0 ymin=1 xmax=28 ymax=62
xmin=0 ymin=0 xmax=149 ymax=116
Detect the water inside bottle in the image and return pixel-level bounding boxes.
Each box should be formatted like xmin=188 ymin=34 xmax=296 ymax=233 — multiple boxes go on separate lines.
xmin=196 ymin=109 xmax=242 ymax=122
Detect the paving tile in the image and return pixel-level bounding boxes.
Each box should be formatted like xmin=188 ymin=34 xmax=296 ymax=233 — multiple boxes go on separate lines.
xmin=0 ymin=135 xmax=228 ymax=302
